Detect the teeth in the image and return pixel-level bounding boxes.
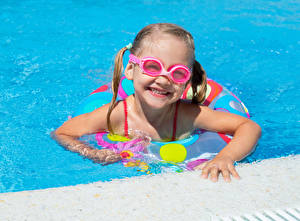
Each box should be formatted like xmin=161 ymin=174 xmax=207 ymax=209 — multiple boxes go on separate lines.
xmin=151 ymin=88 xmax=168 ymax=95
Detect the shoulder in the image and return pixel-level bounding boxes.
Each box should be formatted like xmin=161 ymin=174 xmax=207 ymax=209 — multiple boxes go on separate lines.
xmin=177 ymin=100 xmax=204 ymax=130
xmin=178 ymin=100 xmax=219 ymax=129
xmin=178 ymin=100 xmax=207 ymax=117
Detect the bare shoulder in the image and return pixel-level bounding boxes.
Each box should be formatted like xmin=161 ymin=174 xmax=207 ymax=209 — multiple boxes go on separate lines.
xmin=107 ymin=100 xmax=125 ymax=125
xmin=179 ymin=101 xmax=217 ymax=120
xmin=177 ymin=100 xmax=203 ymax=131
xmin=179 ymin=100 xmax=252 ymax=134
xmin=178 ymin=100 xmax=204 ymax=118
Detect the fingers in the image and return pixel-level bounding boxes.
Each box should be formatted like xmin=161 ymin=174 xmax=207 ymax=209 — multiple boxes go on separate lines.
xmin=209 ymin=166 xmax=219 ymax=182
xmin=200 ymin=163 xmax=210 ymax=179
xmin=194 ymin=162 xmax=208 ymax=171
xmin=228 ymin=164 xmax=241 ymax=180
xmin=221 ymin=169 xmax=231 ymax=182
xmin=201 ymin=163 xmax=218 ymax=181
xmin=200 ymin=161 xmax=240 ymax=182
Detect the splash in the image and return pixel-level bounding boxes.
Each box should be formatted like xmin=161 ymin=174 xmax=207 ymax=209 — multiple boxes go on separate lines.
xmin=95 ymin=130 xmax=186 ymax=174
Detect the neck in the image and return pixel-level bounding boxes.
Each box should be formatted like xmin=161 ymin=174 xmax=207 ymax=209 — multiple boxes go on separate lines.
xmin=131 ymin=95 xmax=176 ymax=127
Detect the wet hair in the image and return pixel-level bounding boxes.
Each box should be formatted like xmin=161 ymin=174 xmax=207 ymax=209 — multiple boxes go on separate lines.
xmin=106 ymin=23 xmax=207 ymax=134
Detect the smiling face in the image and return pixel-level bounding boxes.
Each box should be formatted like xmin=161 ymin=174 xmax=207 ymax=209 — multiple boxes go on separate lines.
xmin=125 ymin=33 xmax=193 ymax=109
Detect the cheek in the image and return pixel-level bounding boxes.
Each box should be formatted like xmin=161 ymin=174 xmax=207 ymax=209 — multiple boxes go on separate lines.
xmin=132 ymin=71 xmax=148 ymax=90
xmin=174 ymin=84 xmax=186 ymax=95
xmin=132 ymin=66 xmax=144 ymax=80
xmin=133 ymin=68 xmax=153 ymax=84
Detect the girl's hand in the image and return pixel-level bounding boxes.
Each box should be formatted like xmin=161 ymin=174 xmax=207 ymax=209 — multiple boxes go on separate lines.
xmin=194 ymin=155 xmax=240 ymax=182
xmin=92 ymin=149 xmax=122 ymax=164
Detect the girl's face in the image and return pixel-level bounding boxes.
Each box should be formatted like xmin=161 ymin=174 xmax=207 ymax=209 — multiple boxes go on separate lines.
xmin=126 ymin=33 xmax=192 ymax=109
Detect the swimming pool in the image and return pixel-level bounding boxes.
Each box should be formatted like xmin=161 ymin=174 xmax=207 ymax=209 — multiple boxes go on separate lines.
xmin=0 ymin=0 xmax=299 ymax=193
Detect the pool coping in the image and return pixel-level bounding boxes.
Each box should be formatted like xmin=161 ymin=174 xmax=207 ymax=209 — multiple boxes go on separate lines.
xmin=0 ymin=155 xmax=299 ymax=220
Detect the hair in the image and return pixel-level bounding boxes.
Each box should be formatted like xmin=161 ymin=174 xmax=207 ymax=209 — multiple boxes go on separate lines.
xmin=106 ymin=23 xmax=207 ymax=134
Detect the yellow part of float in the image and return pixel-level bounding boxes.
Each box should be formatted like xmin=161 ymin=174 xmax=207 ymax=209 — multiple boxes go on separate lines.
xmin=159 ymin=143 xmax=187 ymax=163
xmin=107 ymin=134 xmax=130 ymax=142
xmin=124 ymin=160 xmax=141 ymax=167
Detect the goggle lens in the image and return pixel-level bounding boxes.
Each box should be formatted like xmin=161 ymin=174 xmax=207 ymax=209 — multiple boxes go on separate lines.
xmin=172 ymin=68 xmax=189 ymax=81
xmin=143 ymin=60 xmax=162 ymax=74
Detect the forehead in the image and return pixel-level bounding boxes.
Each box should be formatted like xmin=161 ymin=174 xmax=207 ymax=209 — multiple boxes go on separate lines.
xmin=138 ymin=34 xmax=193 ymax=67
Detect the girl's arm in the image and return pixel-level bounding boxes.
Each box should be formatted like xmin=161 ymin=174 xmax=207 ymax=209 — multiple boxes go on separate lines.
xmin=51 ymin=103 xmax=122 ymax=164
xmin=191 ymin=105 xmax=261 ymax=182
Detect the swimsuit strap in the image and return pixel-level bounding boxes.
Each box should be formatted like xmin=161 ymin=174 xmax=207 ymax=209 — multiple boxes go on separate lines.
xmin=123 ymin=99 xmax=129 ymax=138
xmin=171 ymin=100 xmax=180 ymax=141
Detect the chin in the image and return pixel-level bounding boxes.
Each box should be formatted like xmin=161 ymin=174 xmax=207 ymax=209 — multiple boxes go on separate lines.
xmin=143 ymin=92 xmax=175 ymax=109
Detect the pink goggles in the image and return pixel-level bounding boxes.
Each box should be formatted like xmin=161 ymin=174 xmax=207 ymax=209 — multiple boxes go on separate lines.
xmin=129 ymin=54 xmax=191 ymax=84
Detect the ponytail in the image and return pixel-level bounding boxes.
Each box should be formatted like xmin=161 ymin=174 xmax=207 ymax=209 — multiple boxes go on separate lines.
xmin=106 ymin=46 xmax=128 ymax=134
xmin=191 ymin=60 xmax=207 ymax=104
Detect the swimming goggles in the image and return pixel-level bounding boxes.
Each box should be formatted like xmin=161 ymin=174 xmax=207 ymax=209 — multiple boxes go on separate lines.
xmin=129 ymin=54 xmax=191 ymax=84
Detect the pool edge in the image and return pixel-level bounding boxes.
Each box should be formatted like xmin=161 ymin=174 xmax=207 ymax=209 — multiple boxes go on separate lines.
xmin=0 ymin=155 xmax=299 ymax=220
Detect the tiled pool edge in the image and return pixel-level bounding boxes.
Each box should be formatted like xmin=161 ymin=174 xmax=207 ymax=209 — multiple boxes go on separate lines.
xmin=0 ymin=155 xmax=299 ymax=221
xmin=222 ymin=207 xmax=300 ymax=220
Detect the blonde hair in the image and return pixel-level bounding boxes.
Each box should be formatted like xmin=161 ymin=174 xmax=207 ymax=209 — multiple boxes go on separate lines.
xmin=106 ymin=23 xmax=207 ymax=134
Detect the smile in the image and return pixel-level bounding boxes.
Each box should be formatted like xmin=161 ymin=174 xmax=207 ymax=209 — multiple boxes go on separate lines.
xmin=148 ymin=87 xmax=170 ymax=97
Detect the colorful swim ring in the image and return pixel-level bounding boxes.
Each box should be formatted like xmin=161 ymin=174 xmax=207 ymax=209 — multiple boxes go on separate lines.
xmin=74 ymin=76 xmax=250 ymax=171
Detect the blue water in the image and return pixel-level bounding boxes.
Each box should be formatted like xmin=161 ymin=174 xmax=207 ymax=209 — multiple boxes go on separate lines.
xmin=0 ymin=0 xmax=299 ymax=193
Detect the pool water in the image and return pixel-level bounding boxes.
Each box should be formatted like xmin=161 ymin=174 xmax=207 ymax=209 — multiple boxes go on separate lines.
xmin=0 ymin=0 xmax=299 ymax=193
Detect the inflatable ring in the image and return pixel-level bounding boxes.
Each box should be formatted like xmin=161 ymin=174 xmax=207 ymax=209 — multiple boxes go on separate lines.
xmin=74 ymin=76 xmax=250 ymax=170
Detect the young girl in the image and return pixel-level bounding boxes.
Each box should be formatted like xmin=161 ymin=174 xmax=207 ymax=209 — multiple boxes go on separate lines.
xmin=52 ymin=23 xmax=261 ymax=182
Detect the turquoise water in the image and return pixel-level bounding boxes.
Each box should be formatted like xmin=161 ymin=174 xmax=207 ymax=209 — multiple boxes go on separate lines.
xmin=0 ymin=0 xmax=299 ymax=193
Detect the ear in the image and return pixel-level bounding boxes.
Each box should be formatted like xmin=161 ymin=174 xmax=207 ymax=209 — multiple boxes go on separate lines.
xmin=124 ymin=63 xmax=134 ymax=80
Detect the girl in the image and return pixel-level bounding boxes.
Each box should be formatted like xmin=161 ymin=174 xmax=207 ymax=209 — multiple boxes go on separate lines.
xmin=52 ymin=23 xmax=261 ymax=182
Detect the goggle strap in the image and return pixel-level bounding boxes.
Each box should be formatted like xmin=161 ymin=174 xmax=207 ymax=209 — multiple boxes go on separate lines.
xmin=129 ymin=54 xmax=140 ymax=65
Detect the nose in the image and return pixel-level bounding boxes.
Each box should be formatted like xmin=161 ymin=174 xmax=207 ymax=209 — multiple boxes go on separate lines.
xmin=155 ymin=74 xmax=172 ymax=85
